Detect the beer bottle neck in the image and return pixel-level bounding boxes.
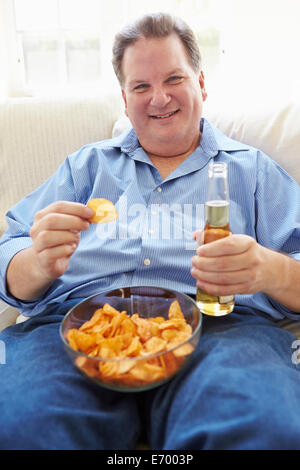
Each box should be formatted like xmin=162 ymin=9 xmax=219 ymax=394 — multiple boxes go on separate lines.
xmin=205 ymin=200 xmax=229 ymax=227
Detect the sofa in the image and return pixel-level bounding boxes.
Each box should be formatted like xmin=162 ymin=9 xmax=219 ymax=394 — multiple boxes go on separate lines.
xmin=0 ymin=91 xmax=300 ymax=337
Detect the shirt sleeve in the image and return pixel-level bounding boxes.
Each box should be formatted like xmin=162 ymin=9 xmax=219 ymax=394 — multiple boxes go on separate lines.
xmin=0 ymin=156 xmax=77 ymax=310
xmin=255 ymin=151 xmax=300 ymax=319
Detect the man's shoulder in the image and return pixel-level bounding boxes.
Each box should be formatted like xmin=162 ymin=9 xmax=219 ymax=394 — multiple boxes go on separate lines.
xmin=96 ymin=126 xmax=134 ymax=150
xmin=203 ymin=118 xmax=252 ymax=153
xmin=68 ymin=127 xmax=134 ymax=162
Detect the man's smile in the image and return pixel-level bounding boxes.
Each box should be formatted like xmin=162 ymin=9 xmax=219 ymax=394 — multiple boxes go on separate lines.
xmin=149 ymin=109 xmax=180 ymax=119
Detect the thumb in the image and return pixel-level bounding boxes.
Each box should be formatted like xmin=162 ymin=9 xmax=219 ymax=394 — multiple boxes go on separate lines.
xmin=192 ymin=230 xmax=204 ymax=245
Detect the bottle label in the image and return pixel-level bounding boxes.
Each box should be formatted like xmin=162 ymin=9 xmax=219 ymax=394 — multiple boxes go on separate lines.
xmin=218 ymin=295 xmax=234 ymax=304
xmin=205 ymin=200 xmax=229 ymax=227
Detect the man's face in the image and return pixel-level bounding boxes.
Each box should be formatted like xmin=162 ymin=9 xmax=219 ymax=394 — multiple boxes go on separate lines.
xmin=121 ymin=33 xmax=207 ymax=158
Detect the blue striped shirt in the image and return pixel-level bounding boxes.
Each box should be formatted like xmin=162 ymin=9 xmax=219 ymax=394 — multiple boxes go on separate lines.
xmin=0 ymin=118 xmax=300 ymax=319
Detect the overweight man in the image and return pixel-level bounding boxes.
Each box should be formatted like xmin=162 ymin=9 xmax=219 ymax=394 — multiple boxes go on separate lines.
xmin=1 ymin=12 xmax=300 ymax=450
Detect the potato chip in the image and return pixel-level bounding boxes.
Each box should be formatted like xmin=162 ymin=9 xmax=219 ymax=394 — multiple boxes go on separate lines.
xmin=75 ymin=357 xmax=99 ymax=378
xmin=117 ymin=359 xmax=136 ymax=375
xmin=161 ymin=328 xmax=178 ymax=342
xmin=102 ymin=303 xmax=120 ymax=316
xmin=129 ymin=362 xmax=163 ymax=382
xmin=173 ymin=343 xmax=195 ymax=357
xmin=168 ymin=300 xmax=185 ymax=320
xmin=119 ymin=318 xmax=137 ymax=336
xmin=162 ymin=351 xmax=179 ymax=376
xmin=131 ymin=314 xmax=152 ymax=342
xmin=99 ymin=361 xmax=119 ymax=377
xmin=67 ymin=329 xmax=96 ymax=353
xmin=87 ymin=198 xmax=118 ymax=224
xmin=149 ymin=320 xmax=160 ymax=337
xmin=124 ymin=336 xmax=143 ymax=357
xmin=150 ymin=316 xmax=165 ymax=324
xmin=79 ymin=308 xmax=103 ymax=331
xmin=158 ymin=318 xmax=186 ymax=331
xmin=67 ymin=329 xmax=80 ymax=351
xmin=143 ymin=336 xmax=167 ymax=354
xmin=66 ymin=299 xmax=194 ymax=388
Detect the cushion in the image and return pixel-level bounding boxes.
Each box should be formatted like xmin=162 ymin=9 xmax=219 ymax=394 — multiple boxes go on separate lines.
xmin=204 ymin=97 xmax=300 ymax=185
xmin=112 ymin=100 xmax=300 ymax=185
xmin=0 ymin=94 xmax=123 ymax=236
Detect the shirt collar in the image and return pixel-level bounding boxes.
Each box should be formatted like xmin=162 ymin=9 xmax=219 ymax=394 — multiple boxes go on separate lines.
xmin=111 ymin=117 xmax=249 ymax=178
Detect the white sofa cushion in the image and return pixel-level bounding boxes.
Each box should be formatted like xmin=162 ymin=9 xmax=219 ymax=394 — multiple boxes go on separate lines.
xmin=113 ymin=99 xmax=300 ymax=185
xmin=0 ymin=94 xmax=123 ymax=236
xmin=204 ymin=98 xmax=300 ymax=185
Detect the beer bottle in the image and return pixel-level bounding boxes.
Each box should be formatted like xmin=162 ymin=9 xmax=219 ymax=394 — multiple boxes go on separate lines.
xmin=196 ymin=162 xmax=234 ymax=316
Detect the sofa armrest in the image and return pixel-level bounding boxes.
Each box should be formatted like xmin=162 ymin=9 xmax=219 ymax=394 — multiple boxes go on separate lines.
xmin=0 ymin=300 xmax=20 ymax=332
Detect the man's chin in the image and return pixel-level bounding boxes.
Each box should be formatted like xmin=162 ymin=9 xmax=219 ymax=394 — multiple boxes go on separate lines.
xmin=141 ymin=129 xmax=201 ymax=158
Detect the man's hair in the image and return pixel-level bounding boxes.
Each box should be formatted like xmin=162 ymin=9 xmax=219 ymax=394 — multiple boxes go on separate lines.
xmin=112 ymin=12 xmax=202 ymax=86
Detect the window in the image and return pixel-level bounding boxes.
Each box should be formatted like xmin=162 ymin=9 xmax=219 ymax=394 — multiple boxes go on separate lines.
xmin=13 ymin=0 xmax=108 ymax=94
xmin=1 ymin=0 xmax=300 ymax=101
xmin=0 ymin=0 xmax=224 ymax=98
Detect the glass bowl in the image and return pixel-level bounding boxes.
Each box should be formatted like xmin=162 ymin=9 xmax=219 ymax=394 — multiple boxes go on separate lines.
xmin=60 ymin=286 xmax=202 ymax=392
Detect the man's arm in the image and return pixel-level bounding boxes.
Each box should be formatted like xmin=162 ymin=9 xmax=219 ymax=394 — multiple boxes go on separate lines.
xmin=191 ymin=234 xmax=300 ymax=313
xmin=6 ymin=201 xmax=93 ymax=302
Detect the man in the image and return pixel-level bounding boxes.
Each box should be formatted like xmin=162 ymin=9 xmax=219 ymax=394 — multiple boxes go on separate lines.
xmin=0 ymin=12 xmax=300 ymax=450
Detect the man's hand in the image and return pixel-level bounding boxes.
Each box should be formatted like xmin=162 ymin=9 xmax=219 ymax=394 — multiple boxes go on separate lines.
xmin=191 ymin=231 xmax=300 ymax=312
xmin=29 ymin=201 xmax=94 ymax=280
xmin=190 ymin=232 xmax=282 ymax=298
xmin=6 ymin=201 xmax=94 ymax=301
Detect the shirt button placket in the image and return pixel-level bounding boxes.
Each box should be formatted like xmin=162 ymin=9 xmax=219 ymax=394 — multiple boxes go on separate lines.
xmin=140 ymin=186 xmax=163 ymax=270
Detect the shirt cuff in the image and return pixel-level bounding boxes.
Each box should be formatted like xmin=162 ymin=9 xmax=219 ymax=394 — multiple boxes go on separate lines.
xmin=268 ymin=251 xmax=300 ymax=320
xmin=0 ymin=236 xmax=36 ymax=309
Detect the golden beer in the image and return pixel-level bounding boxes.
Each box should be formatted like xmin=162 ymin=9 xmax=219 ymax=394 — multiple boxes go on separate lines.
xmin=196 ymin=163 xmax=234 ymax=316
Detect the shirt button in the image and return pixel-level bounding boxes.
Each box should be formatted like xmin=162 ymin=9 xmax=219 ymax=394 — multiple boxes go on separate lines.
xmin=157 ymin=187 xmax=162 ymax=192
xmin=143 ymin=258 xmax=151 ymax=266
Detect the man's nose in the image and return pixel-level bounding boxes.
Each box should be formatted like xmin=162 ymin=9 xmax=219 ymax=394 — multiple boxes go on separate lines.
xmin=150 ymin=87 xmax=171 ymax=107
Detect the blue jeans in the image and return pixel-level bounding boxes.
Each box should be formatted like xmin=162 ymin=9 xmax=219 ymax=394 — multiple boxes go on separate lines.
xmin=0 ymin=301 xmax=300 ymax=450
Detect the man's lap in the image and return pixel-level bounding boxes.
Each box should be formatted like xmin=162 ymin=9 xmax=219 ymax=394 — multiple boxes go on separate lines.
xmin=1 ymin=303 xmax=300 ymax=449
xmin=0 ymin=303 xmax=142 ymax=450
xmin=143 ymin=310 xmax=300 ymax=449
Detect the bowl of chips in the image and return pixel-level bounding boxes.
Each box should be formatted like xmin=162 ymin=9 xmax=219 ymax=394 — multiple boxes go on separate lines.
xmin=60 ymin=286 xmax=202 ymax=392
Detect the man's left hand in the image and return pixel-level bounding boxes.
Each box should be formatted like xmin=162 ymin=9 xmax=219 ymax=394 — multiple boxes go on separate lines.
xmin=190 ymin=233 xmax=273 ymax=297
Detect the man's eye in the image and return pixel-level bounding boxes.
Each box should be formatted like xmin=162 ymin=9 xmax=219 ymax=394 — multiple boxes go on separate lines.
xmin=134 ymin=84 xmax=149 ymax=92
xmin=168 ymin=76 xmax=183 ymax=83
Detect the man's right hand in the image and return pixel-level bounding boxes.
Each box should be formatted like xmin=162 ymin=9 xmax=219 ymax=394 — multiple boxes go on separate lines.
xmin=6 ymin=201 xmax=94 ymax=301
xmin=29 ymin=201 xmax=94 ymax=280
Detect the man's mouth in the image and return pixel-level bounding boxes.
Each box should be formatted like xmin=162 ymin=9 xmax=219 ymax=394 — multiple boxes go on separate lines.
xmin=149 ymin=109 xmax=179 ymax=119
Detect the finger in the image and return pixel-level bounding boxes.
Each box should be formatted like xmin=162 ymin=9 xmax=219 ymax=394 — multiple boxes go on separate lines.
xmin=195 ymin=278 xmax=245 ymax=296
xmin=197 ymin=234 xmax=254 ymax=257
xmin=191 ymin=251 xmax=251 ymax=273
xmin=35 ymin=201 xmax=94 ymax=222
xmin=192 ymin=230 xmax=204 ymax=244
xmin=38 ymin=243 xmax=77 ymax=270
xmin=33 ymin=213 xmax=90 ymax=233
xmin=34 ymin=230 xmax=80 ymax=253
xmin=191 ymin=266 xmax=248 ymax=295
xmin=191 ymin=265 xmax=251 ymax=286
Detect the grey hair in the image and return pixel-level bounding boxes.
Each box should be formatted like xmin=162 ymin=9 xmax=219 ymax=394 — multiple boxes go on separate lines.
xmin=112 ymin=12 xmax=202 ymax=86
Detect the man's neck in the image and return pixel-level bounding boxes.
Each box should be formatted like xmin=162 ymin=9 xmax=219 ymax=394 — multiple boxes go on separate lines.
xmin=147 ymin=133 xmax=201 ymax=180
xmin=147 ymin=153 xmax=190 ymax=180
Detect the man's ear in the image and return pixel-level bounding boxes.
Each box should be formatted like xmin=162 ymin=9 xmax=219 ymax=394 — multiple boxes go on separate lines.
xmin=199 ymin=70 xmax=207 ymax=102
xmin=122 ymin=89 xmax=129 ymax=117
